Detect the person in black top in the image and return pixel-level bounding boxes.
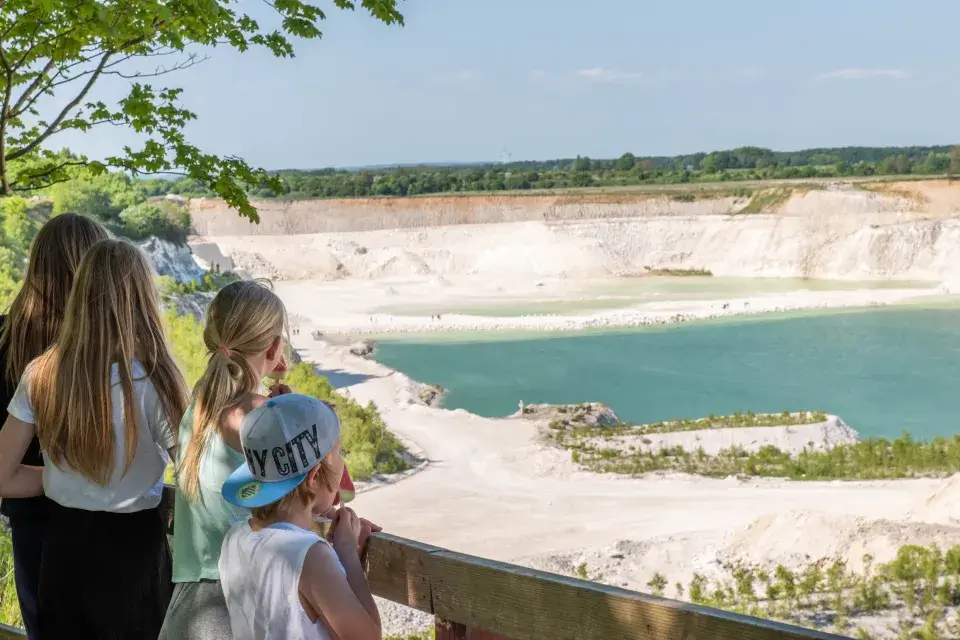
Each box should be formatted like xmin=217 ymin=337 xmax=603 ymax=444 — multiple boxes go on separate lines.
xmin=0 ymin=213 xmax=108 ymax=638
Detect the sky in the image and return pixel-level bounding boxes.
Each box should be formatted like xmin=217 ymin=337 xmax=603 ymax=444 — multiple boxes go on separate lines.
xmin=54 ymin=0 xmax=960 ymax=169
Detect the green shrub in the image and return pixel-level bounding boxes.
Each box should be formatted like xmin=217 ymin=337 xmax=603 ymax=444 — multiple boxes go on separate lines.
xmin=119 ymin=202 xmax=189 ymax=243
xmin=158 ymin=269 xmax=239 ymax=299
xmin=660 ymin=544 xmax=960 ymax=637
xmin=165 ymin=308 xmax=210 ymax=387
xmin=647 ymin=572 xmax=668 ymax=596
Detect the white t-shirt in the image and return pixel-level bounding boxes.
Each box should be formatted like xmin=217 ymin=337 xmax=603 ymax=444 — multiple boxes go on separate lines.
xmin=7 ymin=359 xmax=176 ymax=513
xmin=220 ymin=520 xmax=345 ymax=640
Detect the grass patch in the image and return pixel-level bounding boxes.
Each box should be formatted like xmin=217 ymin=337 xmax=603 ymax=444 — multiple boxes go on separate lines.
xmin=735 ymin=187 xmax=794 ymax=214
xmin=385 ymin=632 xmax=435 ymax=640
xmin=642 ymin=266 xmax=713 ymax=277
xmin=659 ymin=185 xmax=753 ymax=202
xmin=633 ymin=410 xmax=828 ymax=435
xmin=544 ymin=410 xmax=960 ymax=481
xmin=547 ymin=410 xmax=827 ymax=441
xmin=0 ymin=526 xmax=22 ymax=629
xmin=855 ymin=181 xmax=928 ymax=205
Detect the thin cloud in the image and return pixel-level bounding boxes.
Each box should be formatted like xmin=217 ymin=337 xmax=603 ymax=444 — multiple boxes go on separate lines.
xmin=574 ymin=67 xmax=643 ymax=84
xmin=453 ymin=70 xmax=479 ymax=83
xmin=432 ymin=70 xmax=485 ymax=87
xmin=817 ymin=68 xmax=909 ymax=80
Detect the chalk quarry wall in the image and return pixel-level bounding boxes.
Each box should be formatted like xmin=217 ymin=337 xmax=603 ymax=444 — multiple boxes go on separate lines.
xmin=188 ymin=181 xmax=960 ymax=282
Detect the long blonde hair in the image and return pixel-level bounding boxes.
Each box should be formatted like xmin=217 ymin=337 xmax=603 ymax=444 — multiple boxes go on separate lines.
xmin=31 ymin=239 xmax=188 ymax=485
xmin=0 ymin=213 xmax=109 ymax=386
xmin=178 ymin=280 xmax=288 ymax=500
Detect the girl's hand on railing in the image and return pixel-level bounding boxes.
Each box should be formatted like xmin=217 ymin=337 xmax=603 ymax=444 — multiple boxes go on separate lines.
xmin=267 ymin=382 xmax=292 ymax=398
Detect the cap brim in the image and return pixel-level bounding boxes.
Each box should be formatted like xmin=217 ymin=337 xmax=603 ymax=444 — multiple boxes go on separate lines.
xmin=221 ymin=463 xmax=310 ymax=508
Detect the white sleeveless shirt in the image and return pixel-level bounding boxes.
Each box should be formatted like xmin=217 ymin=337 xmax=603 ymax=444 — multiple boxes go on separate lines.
xmin=220 ymin=520 xmax=346 ymax=640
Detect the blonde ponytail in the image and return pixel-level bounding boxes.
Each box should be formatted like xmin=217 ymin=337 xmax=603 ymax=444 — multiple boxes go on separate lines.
xmin=177 ymin=280 xmax=287 ymax=500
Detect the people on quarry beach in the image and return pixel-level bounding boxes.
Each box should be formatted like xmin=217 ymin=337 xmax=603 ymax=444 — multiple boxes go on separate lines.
xmin=219 ymin=393 xmax=381 ymax=640
xmin=161 ymin=280 xmax=377 ymax=640
xmin=0 ymin=239 xmax=189 ymax=638
xmin=0 ymin=214 xmax=109 ymax=638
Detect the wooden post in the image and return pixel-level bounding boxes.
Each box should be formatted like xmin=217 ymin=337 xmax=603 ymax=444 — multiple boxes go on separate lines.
xmin=436 ymin=617 xmax=508 ymax=640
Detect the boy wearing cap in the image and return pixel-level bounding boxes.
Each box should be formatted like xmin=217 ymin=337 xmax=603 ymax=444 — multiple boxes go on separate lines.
xmin=219 ymin=393 xmax=382 ymax=640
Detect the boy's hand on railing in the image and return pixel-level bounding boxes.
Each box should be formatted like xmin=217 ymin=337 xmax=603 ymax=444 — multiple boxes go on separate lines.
xmin=325 ymin=508 xmax=381 ymax=559
xmin=330 ymin=507 xmax=362 ymax=557
xmin=357 ymin=517 xmax=381 ymax=559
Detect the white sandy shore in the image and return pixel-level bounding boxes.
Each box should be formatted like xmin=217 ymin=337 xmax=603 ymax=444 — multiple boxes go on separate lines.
xmin=286 ymin=324 xmax=956 ymax=637
xmin=279 ymin=284 xmax=938 ymax=335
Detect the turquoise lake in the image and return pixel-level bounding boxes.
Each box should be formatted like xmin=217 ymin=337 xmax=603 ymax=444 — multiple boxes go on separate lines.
xmin=373 ymin=307 xmax=960 ymax=440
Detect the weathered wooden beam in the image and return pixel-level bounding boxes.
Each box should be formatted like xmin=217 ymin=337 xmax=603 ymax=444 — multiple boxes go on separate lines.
xmin=363 ymin=533 xmax=853 ymax=640
xmin=163 ymin=485 xmax=852 ymax=640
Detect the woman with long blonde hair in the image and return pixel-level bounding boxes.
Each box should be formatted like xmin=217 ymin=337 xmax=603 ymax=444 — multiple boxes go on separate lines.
xmin=160 ymin=279 xmax=291 ymax=640
xmin=0 ymin=238 xmax=188 ymax=638
xmin=0 ymin=212 xmax=108 ymax=638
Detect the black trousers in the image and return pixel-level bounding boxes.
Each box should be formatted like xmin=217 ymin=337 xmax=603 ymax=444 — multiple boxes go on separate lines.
xmin=7 ymin=503 xmax=50 ymax=639
xmin=37 ymin=502 xmax=173 ymax=640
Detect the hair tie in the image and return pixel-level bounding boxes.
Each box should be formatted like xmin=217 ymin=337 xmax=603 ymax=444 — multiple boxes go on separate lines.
xmin=217 ymin=346 xmax=231 ymax=358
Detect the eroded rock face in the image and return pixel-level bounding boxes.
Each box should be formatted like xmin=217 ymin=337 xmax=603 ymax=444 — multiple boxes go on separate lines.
xmin=417 ymin=384 xmax=445 ymax=407
xmin=140 ymin=237 xmax=205 ymax=283
xmin=187 ymin=181 xmax=960 ymax=283
xmin=517 ymin=402 xmax=621 ymax=427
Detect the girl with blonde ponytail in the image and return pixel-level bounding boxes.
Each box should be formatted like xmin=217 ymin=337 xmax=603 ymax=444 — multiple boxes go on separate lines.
xmin=161 ymin=279 xmax=291 ymax=640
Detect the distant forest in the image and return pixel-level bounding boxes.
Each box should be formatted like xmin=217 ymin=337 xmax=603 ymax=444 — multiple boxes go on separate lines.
xmin=141 ymin=144 xmax=960 ymax=200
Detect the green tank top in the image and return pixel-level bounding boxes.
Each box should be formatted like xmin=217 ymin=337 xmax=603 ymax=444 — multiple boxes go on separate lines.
xmin=171 ymin=402 xmax=249 ymax=582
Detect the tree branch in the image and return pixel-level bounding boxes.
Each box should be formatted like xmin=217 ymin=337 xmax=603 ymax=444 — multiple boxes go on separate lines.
xmin=0 ymin=39 xmax=13 ymax=194
xmin=10 ymin=159 xmax=88 ymax=189
xmin=5 ymin=51 xmax=113 ymax=162
xmin=9 ymin=10 xmax=164 ymax=119
xmin=130 ymin=169 xmax=189 ymax=178
xmin=12 ymin=47 xmax=117 ymax=118
xmin=8 ymin=58 xmax=56 ymax=118
xmin=107 ymin=53 xmax=208 ymax=79
xmin=11 ymin=174 xmax=78 ymax=191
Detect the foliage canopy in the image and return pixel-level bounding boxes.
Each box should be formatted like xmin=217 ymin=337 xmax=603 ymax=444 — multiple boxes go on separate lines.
xmin=0 ymin=0 xmax=403 ymax=220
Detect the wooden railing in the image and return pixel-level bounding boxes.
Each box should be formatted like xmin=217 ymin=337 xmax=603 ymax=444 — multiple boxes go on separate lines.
xmin=0 ymin=487 xmax=854 ymax=640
